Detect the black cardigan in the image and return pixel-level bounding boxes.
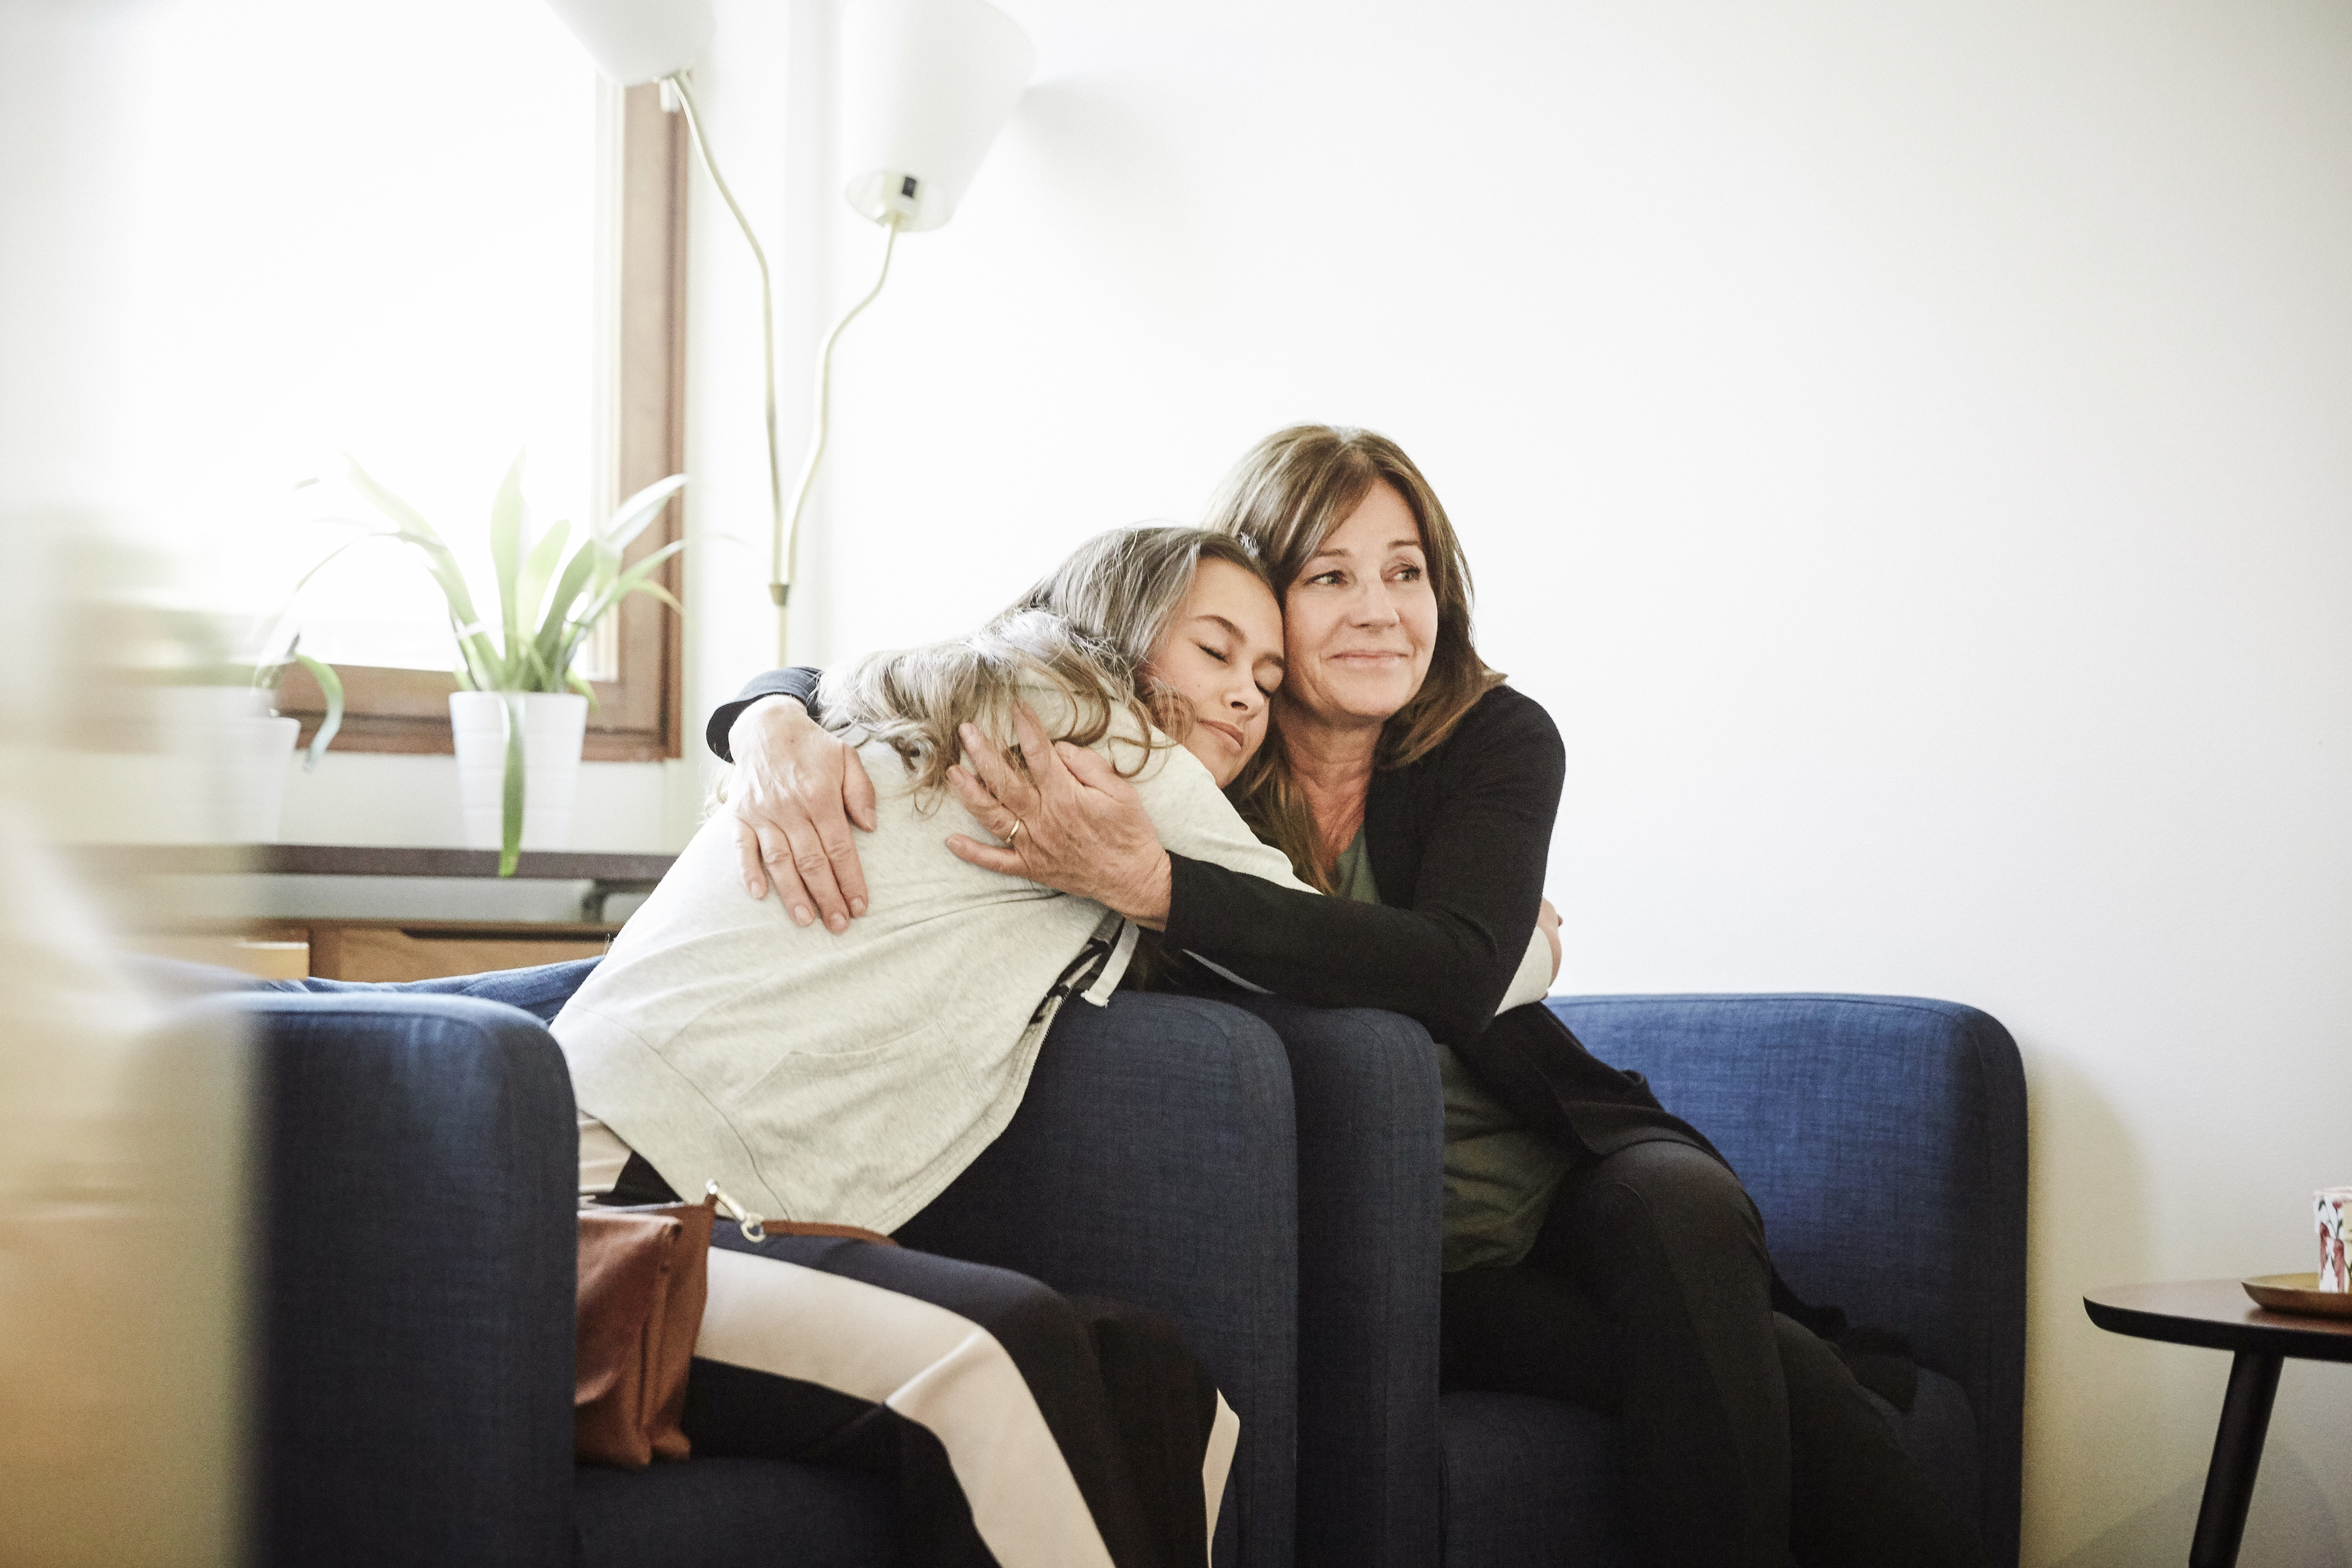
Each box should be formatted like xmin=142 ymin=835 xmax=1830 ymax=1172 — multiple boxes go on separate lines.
xmin=1167 ymin=682 xmax=1562 ymax=1044
xmin=710 ymin=670 xmax=1715 ymax=1168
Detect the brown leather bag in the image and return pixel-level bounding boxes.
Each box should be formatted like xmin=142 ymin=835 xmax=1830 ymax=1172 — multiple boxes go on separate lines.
xmin=575 ymin=1195 xmax=715 ymax=1469
xmin=575 ymin=1187 xmax=901 ymax=1469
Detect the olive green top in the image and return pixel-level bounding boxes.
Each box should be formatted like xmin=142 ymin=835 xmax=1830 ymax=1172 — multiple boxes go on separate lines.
xmin=1330 ymin=831 xmax=1572 ymax=1272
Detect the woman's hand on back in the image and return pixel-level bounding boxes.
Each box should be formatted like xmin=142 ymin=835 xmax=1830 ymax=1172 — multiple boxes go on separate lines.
xmin=725 ymin=696 xmax=878 ymax=929
xmin=1538 ymin=897 xmax=1562 ymax=984
xmin=944 ymin=702 xmax=1175 ymax=929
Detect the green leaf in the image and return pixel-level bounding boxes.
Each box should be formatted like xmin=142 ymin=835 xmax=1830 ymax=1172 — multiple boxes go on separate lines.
xmin=499 ymin=691 xmax=526 ymax=877
xmin=282 ymin=529 xmax=376 ymax=600
xmin=565 ymin=539 xmax=685 ymax=649
xmin=613 ymin=536 xmax=686 ymax=595
xmin=489 ymin=452 xmax=528 ymax=671
xmin=515 ymin=517 xmax=571 ymax=643
xmin=583 ymin=540 xmax=619 ymax=628
xmin=254 ymin=530 xmax=386 ymax=664
xmin=631 ymin=579 xmax=685 ymax=616
xmin=350 ymin=481 xmax=489 ymax=647
xmin=533 ymin=538 xmax=602 ymax=663
xmin=521 ymin=637 xmax=563 ymax=693
xmin=347 ymin=483 xmax=497 ymax=689
xmin=370 ymin=522 xmax=487 ymax=642
xmin=603 ymin=473 xmax=688 ymax=552
xmin=344 ymin=456 xmax=437 ymax=540
xmin=557 ymin=577 xmax=685 ymax=675
xmin=290 ymin=652 xmax=344 ymax=770
xmin=348 ymin=456 xmax=688 ymax=704
xmin=448 ymin=614 xmax=503 ymax=692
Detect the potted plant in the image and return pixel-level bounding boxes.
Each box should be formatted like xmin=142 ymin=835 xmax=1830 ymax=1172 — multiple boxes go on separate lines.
xmin=208 ymin=629 xmax=347 ymax=844
xmin=349 ymin=453 xmax=686 ymax=874
xmin=148 ymin=597 xmax=348 ymax=843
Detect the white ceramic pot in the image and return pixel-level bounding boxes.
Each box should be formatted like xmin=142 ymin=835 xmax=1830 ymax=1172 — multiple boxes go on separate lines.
xmin=231 ymin=715 xmax=303 ymax=843
xmin=448 ymin=691 xmax=590 ymax=853
xmin=158 ymin=687 xmax=301 ymax=843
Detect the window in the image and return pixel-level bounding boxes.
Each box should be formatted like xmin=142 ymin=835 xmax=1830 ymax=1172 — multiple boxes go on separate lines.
xmin=120 ymin=2 xmax=686 ymax=761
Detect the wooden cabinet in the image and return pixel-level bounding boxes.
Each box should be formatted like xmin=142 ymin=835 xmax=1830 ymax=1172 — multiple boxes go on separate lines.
xmin=90 ymin=845 xmax=673 ymax=982
xmin=133 ymin=919 xmax=618 ymax=981
xmin=134 ymin=933 xmax=313 ymax=981
xmin=295 ymin=919 xmax=618 ymax=981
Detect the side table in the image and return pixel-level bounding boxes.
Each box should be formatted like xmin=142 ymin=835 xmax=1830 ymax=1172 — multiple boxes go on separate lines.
xmin=2083 ymin=1279 xmax=2352 ymax=1568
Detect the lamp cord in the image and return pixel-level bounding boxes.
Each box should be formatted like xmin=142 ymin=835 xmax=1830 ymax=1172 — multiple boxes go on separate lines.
xmin=665 ymin=72 xmax=783 ymax=607
xmin=774 ymin=215 xmax=901 ymax=662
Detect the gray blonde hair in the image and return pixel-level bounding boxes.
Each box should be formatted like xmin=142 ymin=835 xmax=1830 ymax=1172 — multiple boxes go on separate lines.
xmin=815 ymin=525 xmax=1268 ymax=798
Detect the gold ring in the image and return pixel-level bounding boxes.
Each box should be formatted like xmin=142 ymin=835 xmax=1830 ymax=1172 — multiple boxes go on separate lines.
xmin=1005 ymin=817 xmax=1025 ymax=846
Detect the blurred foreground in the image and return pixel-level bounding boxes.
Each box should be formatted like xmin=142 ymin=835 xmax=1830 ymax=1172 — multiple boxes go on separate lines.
xmin=2 ymin=2 xmax=252 ymax=1562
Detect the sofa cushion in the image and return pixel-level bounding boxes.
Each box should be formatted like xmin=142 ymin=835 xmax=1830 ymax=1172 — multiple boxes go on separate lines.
xmin=1438 ymin=1366 xmax=1977 ymax=1568
xmin=1440 ymin=1392 xmax=1624 ymax=1568
xmin=895 ymin=992 xmax=1298 ymax=1568
xmin=575 ymin=1457 xmax=904 ymax=1568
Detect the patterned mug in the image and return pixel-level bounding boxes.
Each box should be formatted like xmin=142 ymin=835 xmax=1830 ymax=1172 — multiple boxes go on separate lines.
xmin=2317 ymin=1188 xmax=2352 ymax=1293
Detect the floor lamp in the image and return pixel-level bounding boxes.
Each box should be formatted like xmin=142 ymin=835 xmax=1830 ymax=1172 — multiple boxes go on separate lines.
xmin=540 ymin=0 xmax=1033 ymax=665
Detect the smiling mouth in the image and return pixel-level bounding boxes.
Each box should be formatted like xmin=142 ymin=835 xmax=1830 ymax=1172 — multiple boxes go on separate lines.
xmin=1331 ymin=651 xmax=1410 ymax=664
xmin=1198 ymin=719 xmax=1245 ymax=750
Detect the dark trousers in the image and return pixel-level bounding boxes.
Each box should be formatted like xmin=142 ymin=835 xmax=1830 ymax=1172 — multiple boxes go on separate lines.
xmin=1440 ymin=1141 xmax=1986 ymax=1568
xmin=679 ymin=1227 xmax=1227 ymax=1568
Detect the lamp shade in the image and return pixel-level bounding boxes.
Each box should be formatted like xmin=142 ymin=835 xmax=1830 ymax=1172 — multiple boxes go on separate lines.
xmin=540 ymin=0 xmax=715 ymax=86
xmin=838 ymin=0 xmax=1034 ymax=232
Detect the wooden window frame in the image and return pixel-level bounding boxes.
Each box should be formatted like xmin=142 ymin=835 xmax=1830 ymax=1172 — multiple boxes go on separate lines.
xmin=276 ymin=83 xmax=688 ymax=763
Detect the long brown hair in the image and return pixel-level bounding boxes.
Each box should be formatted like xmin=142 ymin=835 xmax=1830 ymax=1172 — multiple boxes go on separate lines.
xmin=816 ymin=526 xmax=1266 ymax=800
xmin=1204 ymin=425 xmax=1503 ymax=889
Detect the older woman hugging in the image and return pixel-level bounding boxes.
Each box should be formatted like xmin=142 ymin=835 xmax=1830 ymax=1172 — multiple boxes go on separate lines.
xmin=722 ymin=427 xmax=1987 ymax=1568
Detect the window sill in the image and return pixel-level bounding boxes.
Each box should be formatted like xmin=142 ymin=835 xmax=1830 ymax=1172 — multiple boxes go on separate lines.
xmin=276 ymin=664 xmax=678 ymax=764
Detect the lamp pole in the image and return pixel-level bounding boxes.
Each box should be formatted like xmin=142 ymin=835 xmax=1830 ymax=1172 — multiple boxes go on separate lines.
xmin=541 ymin=0 xmax=1032 ymax=673
xmin=771 ymin=213 xmax=901 ymax=666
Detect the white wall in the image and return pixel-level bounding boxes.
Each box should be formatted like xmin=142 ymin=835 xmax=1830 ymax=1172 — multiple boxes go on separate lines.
xmin=679 ymin=0 xmax=2352 ymax=1561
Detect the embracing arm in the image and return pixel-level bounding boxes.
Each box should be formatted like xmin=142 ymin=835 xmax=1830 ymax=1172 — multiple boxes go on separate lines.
xmin=1162 ymin=687 xmax=1566 ymax=1042
xmin=945 ymin=686 xmax=1567 ymax=1044
xmin=704 ymin=666 xmax=880 ymax=927
xmin=706 ymin=667 xmax=824 ymax=762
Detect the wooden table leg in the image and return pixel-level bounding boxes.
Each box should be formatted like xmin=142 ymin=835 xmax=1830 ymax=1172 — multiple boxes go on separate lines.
xmin=2189 ymin=1348 xmax=2283 ymax=1568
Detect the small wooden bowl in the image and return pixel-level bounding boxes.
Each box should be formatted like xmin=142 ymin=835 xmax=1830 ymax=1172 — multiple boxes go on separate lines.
xmin=2242 ymin=1273 xmax=2352 ymax=1319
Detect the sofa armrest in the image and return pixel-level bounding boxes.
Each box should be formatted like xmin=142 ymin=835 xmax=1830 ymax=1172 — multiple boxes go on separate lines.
xmin=232 ymin=992 xmax=578 ymax=1568
xmin=896 ymin=992 xmax=1299 ymax=1568
xmin=1551 ymin=992 xmax=2027 ymax=1567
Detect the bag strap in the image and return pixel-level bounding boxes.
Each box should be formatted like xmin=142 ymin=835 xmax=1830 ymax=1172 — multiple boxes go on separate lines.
xmin=704 ymin=1181 xmax=898 ymax=1248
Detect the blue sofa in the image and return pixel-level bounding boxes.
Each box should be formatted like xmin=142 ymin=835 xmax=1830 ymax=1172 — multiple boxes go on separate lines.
xmin=1237 ymin=992 xmax=2028 ymax=1568
xmin=199 ymin=961 xmax=2024 ymax=1567
xmin=201 ymin=962 xmax=1296 ymax=1568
